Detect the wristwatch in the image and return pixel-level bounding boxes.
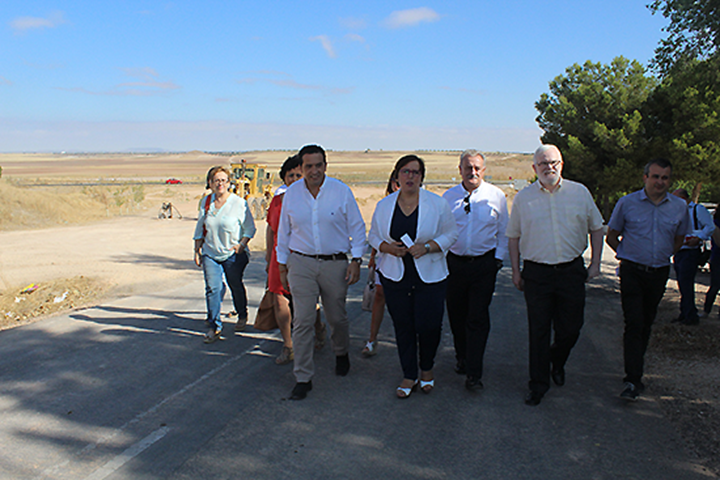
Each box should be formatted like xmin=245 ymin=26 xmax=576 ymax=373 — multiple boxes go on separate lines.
xmin=424 ymin=243 xmax=431 ymax=253
xmin=351 ymin=257 xmax=362 ymax=265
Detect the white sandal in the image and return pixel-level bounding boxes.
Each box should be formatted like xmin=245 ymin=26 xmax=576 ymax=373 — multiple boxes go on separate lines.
xmin=420 ymin=379 xmax=434 ymax=394
xmin=396 ymin=380 xmax=418 ymax=399
xmin=361 ymin=340 xmax=377 ymax=357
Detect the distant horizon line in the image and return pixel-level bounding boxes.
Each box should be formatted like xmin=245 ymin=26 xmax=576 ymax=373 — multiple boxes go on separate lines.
xmin=0 ymin=148 xmax=534 ymax=155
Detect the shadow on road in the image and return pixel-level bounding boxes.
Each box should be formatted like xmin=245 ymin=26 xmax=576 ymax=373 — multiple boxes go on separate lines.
xmin=0 ymin=256 xmax=712 ymax=479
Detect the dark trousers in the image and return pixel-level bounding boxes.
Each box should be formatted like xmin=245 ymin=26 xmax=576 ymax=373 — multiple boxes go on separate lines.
xmin=522 ymin=257 xmax=587 ymax=394
xmin=620 ymin=262 xmax=669 ymax=385
xmin=446 ymin=251 xmax=498 ymax=378
xmin=380 ymin=275 xmax=447 ymax=381
xmin=704 ymin=254 xmax=720 ymax=314
xmin=673 ymin=248 xmax=700 ymax=322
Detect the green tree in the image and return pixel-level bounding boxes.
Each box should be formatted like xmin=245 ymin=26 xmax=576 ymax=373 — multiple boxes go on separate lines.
xmin=535 ymin=56 xmax=658 ymax=218
xmin=649 ymin=0 xmax=720 ymax=76
xmin=644 ymin=55 xmax=720 ymax=190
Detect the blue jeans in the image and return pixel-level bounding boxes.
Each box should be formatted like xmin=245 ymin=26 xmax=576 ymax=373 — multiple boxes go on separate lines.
xmin=202 ymin=251 xmax=249 ymax=331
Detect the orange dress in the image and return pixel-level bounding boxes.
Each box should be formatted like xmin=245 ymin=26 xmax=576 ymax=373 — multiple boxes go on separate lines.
xmin=266 ymin=194 xmax=290 ymax=295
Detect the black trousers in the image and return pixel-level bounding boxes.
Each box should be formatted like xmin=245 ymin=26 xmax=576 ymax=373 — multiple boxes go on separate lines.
xmin=619 ymin=261 xmax=670 ymax=385
xmin=673 ymin=248 xmax=700 ymax=322
xmin=446 ymin=250 xmax=498 ymax=378
xmin=522 ymin=257 xmax=587 ymax=394
xmin=381 ymin=275 xmax=448 ymax=381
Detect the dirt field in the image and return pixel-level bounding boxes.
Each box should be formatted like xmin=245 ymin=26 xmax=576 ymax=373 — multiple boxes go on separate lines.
xmin=0 ymin=150 xmax=718 ymax=475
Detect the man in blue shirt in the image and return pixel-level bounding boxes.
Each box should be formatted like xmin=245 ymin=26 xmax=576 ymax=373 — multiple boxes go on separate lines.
xmin=671 ymin=188 xmax=714 ymax=325
xmin=606 ymin=158 xmax=690 ymax=401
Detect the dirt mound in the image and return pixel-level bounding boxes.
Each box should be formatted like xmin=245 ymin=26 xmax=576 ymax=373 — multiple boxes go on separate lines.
xmin=0 ymin=276 xmax=109 ymax=331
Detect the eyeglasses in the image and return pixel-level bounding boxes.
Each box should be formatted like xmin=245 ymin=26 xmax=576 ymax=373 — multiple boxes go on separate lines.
xmin=463 ymin=194 xmax=471 ymax=214
xmin=212 ymin=178 xmax=229 ymax=184
xmin=399 ymin=168 xmax=421 ymax=177
xmin=536 ymin=160 xmax=561 ymax=168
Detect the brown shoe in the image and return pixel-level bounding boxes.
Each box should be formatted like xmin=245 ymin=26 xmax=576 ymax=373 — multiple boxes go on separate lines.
xmin=203 ymin=328 xmax=221 ymax=344
xmin=234 ymin=316 xmax=247 ymax=332
xmin=314 ymin=322 xmax=327 ymax=350
xmin=275 ymin=346 xmax=294 ymax=365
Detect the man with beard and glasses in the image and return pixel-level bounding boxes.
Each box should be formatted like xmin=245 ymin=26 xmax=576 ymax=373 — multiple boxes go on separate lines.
xmin=507 ymin=145 xmax=604 ymax=406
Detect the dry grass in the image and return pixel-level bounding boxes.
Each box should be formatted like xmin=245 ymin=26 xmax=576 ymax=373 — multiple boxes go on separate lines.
xmin=0 ymin=180 xmax=107 ymax=230
xmin=0 ymin=276 xmax=108 ymax=331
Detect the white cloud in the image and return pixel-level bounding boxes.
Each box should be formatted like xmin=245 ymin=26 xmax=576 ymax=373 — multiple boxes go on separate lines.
xmin=345 ymin=33 xmax=365 ymax=43
xmin=117 ymin=68 xmax=179 ymax=91
xmin=340 ymin=17 xmax=367 ymax=30
xmin=23 ymin=59 xmax=64 ymax=70
xmin=310 ymin=35 xmax=337 ymax=58
xmin=0 ymin=119 xmax=542 ymax=153
xmin=58 ymin=68 xmax=180 ymax=96
xmin=0 ymin=76 xmax=12 ymax=86
xmin=10 ymin=11 xmax=66 ymax=34
xmin=236 ymin=72 xmax=352 ymax=96
xmin=382 ymin=7 xmax=440 ymax=29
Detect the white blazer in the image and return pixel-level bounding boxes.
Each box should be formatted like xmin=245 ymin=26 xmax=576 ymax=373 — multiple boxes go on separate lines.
xmin=368 ymin=188 xmax=458 ymax=283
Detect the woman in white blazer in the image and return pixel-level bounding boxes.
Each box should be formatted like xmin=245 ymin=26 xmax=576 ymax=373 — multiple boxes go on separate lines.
xmin=368 ymin=155 xmax=458 ymax=398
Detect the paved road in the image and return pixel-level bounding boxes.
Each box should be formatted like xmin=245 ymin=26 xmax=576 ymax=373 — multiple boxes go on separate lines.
xmin=0 ymin=254 xmax=711 ymax=479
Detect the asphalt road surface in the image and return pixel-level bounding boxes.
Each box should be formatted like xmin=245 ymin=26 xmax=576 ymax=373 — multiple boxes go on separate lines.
xmin=0 ymin=254 xmax=710 ymax=479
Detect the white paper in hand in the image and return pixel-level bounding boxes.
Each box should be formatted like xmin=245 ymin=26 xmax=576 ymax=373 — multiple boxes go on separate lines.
xmin=400 ymin=233 xmax=414 ymax=248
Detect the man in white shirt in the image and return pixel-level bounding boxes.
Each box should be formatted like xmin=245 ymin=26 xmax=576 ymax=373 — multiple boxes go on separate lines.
xmin=671 ymin=188 xmax=714 ymax=325
xmin=276 ymin=144 xmax=367 ymax=400
xmin=507 ymin=145 xmax=604 ymax=406
xmin=443 ymin=150 xmax=508 ymax=392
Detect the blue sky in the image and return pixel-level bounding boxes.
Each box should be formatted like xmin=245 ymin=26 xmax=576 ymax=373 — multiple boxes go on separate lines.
xmin=1 ymin=1 xmax=669 ymax=153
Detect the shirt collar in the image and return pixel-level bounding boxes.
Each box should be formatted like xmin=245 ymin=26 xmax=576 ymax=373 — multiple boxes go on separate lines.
xmin=640 ymin=188 xmax=671 ymax=205
xmin=462 ymin=180 xmax=483 ymax=195
xmin=538 ymin=177 xmax=563 ymax=193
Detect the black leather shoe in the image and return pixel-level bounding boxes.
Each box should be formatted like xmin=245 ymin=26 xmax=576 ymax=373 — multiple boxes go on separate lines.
xmin=551 ymin=367 xmax=565 ymax=387
xmin=524 ymin=391 xmax=543 ymax=406
xmin=289 ymin=381 xmax=312 ymax=400
xmin=336 ymin=354 xmax=350 ymax=376
xmin=465 ymin=375 xmax=484 ymax=392
xmin=454 ymin=359 xmax=466 ymax=375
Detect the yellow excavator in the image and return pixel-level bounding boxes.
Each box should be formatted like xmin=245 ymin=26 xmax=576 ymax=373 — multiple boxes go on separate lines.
xmin=229 ymin=158 xmax=274 ymax=220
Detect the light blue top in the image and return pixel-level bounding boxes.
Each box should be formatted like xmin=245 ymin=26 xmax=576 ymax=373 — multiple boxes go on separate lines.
xmin=608 ymin=188 xmax=690 ymax=267
xmin=680 ymin=201 xmax=714 ymax=250
xmin=193 ymin=193 xmax=256 ymax=262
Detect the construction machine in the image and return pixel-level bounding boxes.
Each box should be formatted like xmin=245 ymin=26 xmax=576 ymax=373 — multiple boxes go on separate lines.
xmin=229 ymin=159 xmax=274 ymax=220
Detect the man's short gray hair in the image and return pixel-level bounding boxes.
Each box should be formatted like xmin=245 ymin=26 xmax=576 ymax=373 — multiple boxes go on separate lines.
xmin=533 ymin=144 xmax=562 ymax=163
xmin=460 ymin=149 xmax=485 ymax=165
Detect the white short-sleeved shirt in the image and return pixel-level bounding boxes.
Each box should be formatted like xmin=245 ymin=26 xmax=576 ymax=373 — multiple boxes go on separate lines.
xmin=506 ymin=179 xmax=604 ymax=264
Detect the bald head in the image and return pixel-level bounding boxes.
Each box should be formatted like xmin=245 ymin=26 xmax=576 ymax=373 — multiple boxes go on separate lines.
xmin=672 ymin=188 xmax=690 ymax=204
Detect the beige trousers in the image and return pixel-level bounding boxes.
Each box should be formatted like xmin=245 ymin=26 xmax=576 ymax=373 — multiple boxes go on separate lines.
xmin=287 ymin=252 xmax=350 ymax=383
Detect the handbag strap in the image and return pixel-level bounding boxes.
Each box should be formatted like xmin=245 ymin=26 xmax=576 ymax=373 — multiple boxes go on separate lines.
xmin=202 ymin=194 xmax=213 ymax=238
